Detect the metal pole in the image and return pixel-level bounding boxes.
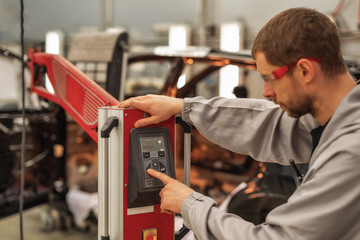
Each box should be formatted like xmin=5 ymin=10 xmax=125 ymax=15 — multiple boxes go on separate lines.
xmin=101 ymin=0 xmax=114 ymax=30
xmin=176 ymin=116 xmax=192 ymax=187
xmin=101 ymin=138 xmax=110 ymax=238
xmin=98 ymin=111 xmax=119 ymax=240
xmin=183 ymin=132 xmax=191 ymax=187
xmin=119 ymin=47 xmax=128 ymax=102
xmin=198 ymin=0 xmax=207 ymax=46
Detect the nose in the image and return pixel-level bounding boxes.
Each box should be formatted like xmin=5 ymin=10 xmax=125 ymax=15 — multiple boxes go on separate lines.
xmin=262 ymin=84 xmax=276 ymax=99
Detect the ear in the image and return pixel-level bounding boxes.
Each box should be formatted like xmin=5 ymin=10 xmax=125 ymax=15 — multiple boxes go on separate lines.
xmin=297 ymin=58 xmax=315 ymax=83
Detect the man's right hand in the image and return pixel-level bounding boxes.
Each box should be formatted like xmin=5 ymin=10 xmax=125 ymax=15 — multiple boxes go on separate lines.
xmin=147 ymin=168 xmax=194 ymax=215
xmin=118 ymin=94 xmax=184 ymax=128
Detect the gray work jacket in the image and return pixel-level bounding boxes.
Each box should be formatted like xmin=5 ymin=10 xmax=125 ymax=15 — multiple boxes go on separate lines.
xmin=180 ymin=85 xmax=360 ymax=240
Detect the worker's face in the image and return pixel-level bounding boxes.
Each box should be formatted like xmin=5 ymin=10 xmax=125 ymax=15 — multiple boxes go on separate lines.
xmin=255 ymin=52 xmax=313 ymax=118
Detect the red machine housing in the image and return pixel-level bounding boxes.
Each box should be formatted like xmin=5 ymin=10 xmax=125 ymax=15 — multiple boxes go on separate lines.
xmin=27 ymin=48 xmax=119 ymax=142
xmin=123 ymin=109 xmax=175 ymax=239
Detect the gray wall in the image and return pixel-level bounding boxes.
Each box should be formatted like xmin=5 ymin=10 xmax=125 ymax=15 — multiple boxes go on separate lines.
xmin=1 ymin=0 xmax=359 ymax=49
xmin=0 ymin=0 xmax=101 ymax=43
xmin=1 ymin=0 xmax=359 ymax=99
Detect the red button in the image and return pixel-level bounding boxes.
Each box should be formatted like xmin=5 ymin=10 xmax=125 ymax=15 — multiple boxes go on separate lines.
xmin=146 ymin=233 xmax=154 ymax=240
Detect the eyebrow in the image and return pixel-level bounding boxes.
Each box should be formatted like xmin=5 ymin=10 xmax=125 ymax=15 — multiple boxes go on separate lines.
xmin=260 ymin=73 xmax=271 ymax=78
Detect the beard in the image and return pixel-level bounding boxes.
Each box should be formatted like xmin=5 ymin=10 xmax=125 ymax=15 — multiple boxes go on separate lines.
xmin=272 ymin=94 xmax=314 ymax=118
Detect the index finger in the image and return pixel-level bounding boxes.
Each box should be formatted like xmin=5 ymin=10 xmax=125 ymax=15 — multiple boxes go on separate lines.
xmin=147 ymin=169 xmax=173 ymax=184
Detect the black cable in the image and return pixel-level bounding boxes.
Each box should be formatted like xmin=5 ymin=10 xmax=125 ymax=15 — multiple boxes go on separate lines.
xmin=289 ymin=159 xmax=303 ymax=184
xmin=19 ymin=0 xmax=26 ymax=239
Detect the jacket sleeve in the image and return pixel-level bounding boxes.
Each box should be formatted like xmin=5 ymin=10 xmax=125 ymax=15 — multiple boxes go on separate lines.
xmin=180 ymin=134 xmax=360 ymax=240
xmin=181 ymin=96 xmax=318 ymax=165
xmin=181 ymin=192 xmax=293 ymax=240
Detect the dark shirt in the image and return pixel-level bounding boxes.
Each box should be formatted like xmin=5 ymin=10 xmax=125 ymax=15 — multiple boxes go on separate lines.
xmin=310 ymin=122 xmax=328 ymax=154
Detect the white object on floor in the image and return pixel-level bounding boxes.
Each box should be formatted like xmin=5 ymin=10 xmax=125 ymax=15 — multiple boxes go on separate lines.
xmin=66 ymin=187 xmax=98 ymax=225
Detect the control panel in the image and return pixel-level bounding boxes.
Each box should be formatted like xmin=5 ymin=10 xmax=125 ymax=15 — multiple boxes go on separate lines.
xmin=127 ymin=127 xmax=175 ymax=208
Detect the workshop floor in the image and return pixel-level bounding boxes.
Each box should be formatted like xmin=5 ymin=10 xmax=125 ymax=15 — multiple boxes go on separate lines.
xmin=0 ymin=204 xmax=97 ymax=240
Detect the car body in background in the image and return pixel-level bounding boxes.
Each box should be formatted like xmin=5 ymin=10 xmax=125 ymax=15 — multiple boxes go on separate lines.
xmin=0 ymin=47 xmax=67 ymax=219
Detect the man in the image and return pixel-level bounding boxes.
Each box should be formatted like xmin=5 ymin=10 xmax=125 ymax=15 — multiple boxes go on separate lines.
xmin=119 ymin=8 xmax=360 ymax=240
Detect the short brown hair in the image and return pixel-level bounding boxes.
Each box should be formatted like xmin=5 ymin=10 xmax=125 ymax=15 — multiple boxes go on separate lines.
xmin=251 ymin=8 xmax=347 ymax=76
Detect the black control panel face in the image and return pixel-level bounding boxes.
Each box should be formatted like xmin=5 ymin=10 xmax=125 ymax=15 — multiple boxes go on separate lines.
xmin=127 ymin=127 xmax=175 ymax=208
xmin=141 ymin=136 xmax=169 ymax=188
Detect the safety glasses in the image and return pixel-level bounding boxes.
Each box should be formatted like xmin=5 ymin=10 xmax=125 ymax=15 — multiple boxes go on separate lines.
xmin=261 ymin=58 xmax=323 ymax=85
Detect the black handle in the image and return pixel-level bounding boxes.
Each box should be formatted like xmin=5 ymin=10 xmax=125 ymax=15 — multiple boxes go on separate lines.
xmin=175 ymin=225 xmax=190 ymax=240
xmin=101 ymin=116 xmax=119 ymax=138
xmin=176 ymin=116 xmax=191 ymax=133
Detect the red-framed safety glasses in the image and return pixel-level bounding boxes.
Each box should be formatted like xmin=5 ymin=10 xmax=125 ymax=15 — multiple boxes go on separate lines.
xmin=272 ymin=57 xmax=323 ymax=79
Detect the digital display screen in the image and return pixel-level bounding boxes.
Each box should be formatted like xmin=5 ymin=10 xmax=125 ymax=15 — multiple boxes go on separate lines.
xmin=140 ymin=136 xmax=165 ymax=152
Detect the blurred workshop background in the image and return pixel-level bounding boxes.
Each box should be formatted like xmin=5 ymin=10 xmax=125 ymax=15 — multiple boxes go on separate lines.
xmin=0 ymin=0 xmax=359 ymax=239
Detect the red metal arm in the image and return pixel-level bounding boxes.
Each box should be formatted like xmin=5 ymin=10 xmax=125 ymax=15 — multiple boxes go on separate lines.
xmin=27 ymin=48 xmax=120 ymax=142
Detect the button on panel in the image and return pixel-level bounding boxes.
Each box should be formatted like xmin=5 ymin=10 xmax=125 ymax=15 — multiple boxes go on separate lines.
xmin=158 ymin=151 xmax=165 ymax=157
xmin=159 ymin=162 xmax=166 ymax=173
xmin=143 ymin=159 xmax=166 ymax=187
xmin=145 ymin=179 xmax=152 ymax=187
xmin=151 ymin=159 xmax=160 ymax=170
